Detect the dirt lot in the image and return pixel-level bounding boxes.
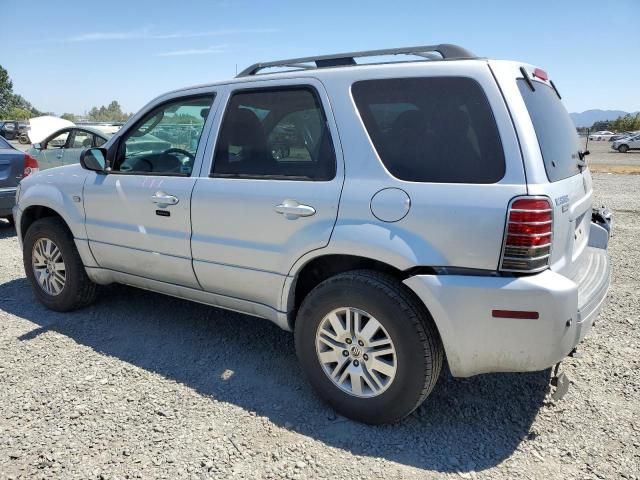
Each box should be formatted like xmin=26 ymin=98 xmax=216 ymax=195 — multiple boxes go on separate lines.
xmin=0 ymin=172 xmax=638 ymax=479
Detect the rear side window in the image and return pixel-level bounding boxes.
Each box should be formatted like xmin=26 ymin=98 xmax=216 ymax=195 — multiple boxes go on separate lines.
xmin=212 ymin=87 xmax=336 ymax=181
xmin=352 ymin=77 xmax=505 ymax=183
xmin=517 ymin=79 xmax=580 ymax=182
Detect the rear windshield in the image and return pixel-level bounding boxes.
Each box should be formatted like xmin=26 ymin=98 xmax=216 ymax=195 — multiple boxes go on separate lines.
xmin=517 ymin=79 xmax=580 ymax=182
xmin=0 ymin=136 xmax=10 ymax=149
xmin=352 ymin=77 xmax=505 ymax=183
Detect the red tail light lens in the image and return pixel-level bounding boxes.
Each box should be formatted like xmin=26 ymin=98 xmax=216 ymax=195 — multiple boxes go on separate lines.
xmin=23 ymin=153 xmax=39 ymax=178
xmin=500 ymin=197 xmax=553 ymax=272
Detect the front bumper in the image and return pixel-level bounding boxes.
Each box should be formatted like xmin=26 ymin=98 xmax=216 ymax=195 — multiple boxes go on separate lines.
xmin=0 ymin=187 xmax=17 ymax=217
xmin=404 ymin=242 xmax=610 ymax=378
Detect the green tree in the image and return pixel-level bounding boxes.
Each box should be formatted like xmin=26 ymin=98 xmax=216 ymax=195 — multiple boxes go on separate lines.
xmin=0 ymin=65 xmax=42 ymax=118
xmin=87 ymin=101 xmax=131 ymax=122
xmin=0 ymin=65 xmax=14 ymax=118
xmin=7 ymin=107 xmax=32 ymax=120
xmin=60 ymin=113 xmax=77 ymax=122
xmin=590 ymin=120 xmax=611 ymax=131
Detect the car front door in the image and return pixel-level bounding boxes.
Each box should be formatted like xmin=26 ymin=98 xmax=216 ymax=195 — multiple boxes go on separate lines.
xmin=83 ymin=93 xmax=217 ymax=287
xmin=190 ymin=79 xmax=344 ymax=310
xmin=630 ymin=135 xmax=640 ymax=149
xmin=37 ymin=129 xmax=71 ymax=170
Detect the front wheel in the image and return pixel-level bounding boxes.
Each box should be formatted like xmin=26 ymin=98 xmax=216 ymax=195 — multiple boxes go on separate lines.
xmin=618 ymin=144 xmax=629 ymax=153
xmin=23 ymin=217 xmax=97 ymax=311
xmin=295 ymin=270 xmax=443 ymax=424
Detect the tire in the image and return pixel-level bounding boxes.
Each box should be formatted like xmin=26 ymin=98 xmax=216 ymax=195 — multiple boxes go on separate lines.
xmin=295 ymin=270 xmax=443 ymax=424
xmin=23 ymin=217 xmax=97 ymax=311
xmin=618 ymin=144 xmax=629 ymax=153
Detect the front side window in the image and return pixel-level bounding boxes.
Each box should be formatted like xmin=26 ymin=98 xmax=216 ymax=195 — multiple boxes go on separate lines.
xmin=45 ymin=131 xmax=70 ymax=149
xmin=112 ymin=95 xmax=214 ymax=175
xmin=212 ymin=87 xmax=336 ymax=180
xmin=352 ymin=77 xmax=505 ymax=183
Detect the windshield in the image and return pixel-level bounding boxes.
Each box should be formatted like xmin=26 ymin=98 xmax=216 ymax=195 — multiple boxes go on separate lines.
xmin=517 ymin=79 xmax=580 ymax=182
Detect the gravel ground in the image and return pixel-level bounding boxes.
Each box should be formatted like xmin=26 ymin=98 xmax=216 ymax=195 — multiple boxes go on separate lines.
xmin=0 ymin=173 xmax=638 ymax=479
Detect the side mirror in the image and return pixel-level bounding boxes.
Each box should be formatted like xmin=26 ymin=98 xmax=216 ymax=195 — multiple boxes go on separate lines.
xmin=80 ymin=147 xmax=109 ymax=173
xmin=32 ymin=143 xmax=42 ymax=150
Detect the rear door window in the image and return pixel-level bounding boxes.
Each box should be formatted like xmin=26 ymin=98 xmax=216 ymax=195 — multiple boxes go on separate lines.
xmin=352 ymin=77 xmax=505 ymax=183
xmin=517 ymin=79 xmax=580 ymax=182
xmin=212 ymin=87 xmax=336 ymax=181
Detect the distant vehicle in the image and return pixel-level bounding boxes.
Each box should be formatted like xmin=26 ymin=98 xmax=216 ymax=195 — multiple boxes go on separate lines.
xmin=612 ymin=133 xmax=640 ymax=153
xmin=0 ymin=120 xmax=20 ymax=140
xmin=28 ymin=127 xmax=113 ymax=170
xmin=0 ymin=135 xmax=38 ymax=225
xmin=589 ymin=130 xmax=616 ymax=141
xmin=609 ymin=131 xmax=640 ymax=143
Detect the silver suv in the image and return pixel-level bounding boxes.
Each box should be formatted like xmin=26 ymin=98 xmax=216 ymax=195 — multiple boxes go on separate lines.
xmin=13 ymin=45 xmax=612 ymax=424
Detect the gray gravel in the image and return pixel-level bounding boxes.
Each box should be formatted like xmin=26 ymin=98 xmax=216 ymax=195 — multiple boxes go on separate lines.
xmin=0 ymin=172 xmax=638 ymax=479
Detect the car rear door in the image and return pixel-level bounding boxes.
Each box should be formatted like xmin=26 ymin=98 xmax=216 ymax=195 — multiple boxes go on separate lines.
xmin=190 ymin=78 xmax=344 ymax=310
xmin=491 ymin=62 xmax=594 ymax=278
xmin=62 ymin=129 xmax=93 ymax=166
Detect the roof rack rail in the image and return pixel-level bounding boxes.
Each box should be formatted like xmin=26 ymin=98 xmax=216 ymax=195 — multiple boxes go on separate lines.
xmin=237 ymin=44 xmax=477 ymax=77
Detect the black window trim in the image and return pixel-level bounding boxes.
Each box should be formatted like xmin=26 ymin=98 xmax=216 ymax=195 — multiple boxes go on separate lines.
xmin=43 ymin=128 xmax=73 ymax=149
xmin=209 ymin=84 xmax=337 ymax=182
xmin=107 ymin=93 xmax=215 ymax=177
xmin=350 ymin=75 xmax=507 ymax=185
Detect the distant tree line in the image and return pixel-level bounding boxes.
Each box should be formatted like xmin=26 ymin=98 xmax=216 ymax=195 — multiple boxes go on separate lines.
xmin=590 ymin=113 xmax=640 ymax=132
xmin=62 ymin=101 xmax=132 ymax=123
xmin=0 ymin=65 xmax=42 ymax=120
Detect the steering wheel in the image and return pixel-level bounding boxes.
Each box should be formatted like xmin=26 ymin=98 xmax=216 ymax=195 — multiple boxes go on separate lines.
xmin=163 ymin=148 xmax=195 ymax=161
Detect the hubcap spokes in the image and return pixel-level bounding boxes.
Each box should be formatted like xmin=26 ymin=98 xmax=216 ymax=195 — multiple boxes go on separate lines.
xmin=315 ymin=307 xmax=397 ymax=398
xmin=32 ymin=238 xmax=66 ymax=296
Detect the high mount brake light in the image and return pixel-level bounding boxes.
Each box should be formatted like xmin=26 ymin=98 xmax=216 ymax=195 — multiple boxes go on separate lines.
xmin=500 ymin=197 xmax=553 ymax=273
xmin=533 ymin=68 xmax=548 ymax=81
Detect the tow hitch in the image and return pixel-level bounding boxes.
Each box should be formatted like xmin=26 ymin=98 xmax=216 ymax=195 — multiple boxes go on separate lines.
xmin=550 ymin=362 xmax=570 ymax=401
xmin=592 ymin=206 xmax=613 ymax=236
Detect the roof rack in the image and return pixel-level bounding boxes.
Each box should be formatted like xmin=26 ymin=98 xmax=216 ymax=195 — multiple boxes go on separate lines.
xmin=237 ymin=44 xmax=476 ymax=77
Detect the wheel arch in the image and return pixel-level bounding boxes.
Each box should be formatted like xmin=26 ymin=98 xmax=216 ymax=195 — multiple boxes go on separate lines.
xmin=283 ymin=253 xmax=435 ymax=330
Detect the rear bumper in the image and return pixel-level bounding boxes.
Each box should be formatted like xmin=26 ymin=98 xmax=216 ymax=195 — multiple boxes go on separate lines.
xmin=0 ymin=187 xmax=17 ymax=217
xmin=404 ymin=245 xmax=610 ymax=377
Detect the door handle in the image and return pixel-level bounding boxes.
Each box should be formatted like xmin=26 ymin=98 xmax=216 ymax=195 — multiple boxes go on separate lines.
xmin=151 ymin=192 xmax=179 ymax=205
xmin=274 ymin=199 xmax=316 ymax=219
xmin=56 ymin=152 xmax=63 ymax=159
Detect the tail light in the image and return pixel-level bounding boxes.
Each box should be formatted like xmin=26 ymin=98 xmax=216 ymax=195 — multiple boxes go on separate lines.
xmin=500 ymin=197 xmax=553 ymax=272
xmin=22 ymin=153 xmax=39 ymax=178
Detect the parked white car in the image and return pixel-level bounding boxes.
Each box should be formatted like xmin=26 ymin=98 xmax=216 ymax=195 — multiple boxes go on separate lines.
xmin=589 ymin=130 xmax=616 ymax=141
xmin=13 ymin=44 xmax=612 ymax=424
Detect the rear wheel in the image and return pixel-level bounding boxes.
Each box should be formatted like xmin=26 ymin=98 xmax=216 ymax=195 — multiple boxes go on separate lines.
xmin=618 ymin=144 xmax=629 ymax=153
xmin=23 ymin=217 xmax=97 ymax=311
xmin=295 ymin=270 xmax=443 ymax=424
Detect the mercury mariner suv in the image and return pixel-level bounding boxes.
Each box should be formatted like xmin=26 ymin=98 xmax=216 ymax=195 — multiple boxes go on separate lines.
xmin=13 ymin=45 xmax=612 ymax=424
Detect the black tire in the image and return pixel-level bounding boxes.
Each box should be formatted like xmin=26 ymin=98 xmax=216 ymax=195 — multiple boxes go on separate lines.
xmin=295 ymin=270 xmax=443 ymax=424
xmin=618 ymin=144 xmax=629 ymax=153
xmin=23 ymin=217 xmax=97 ymax=311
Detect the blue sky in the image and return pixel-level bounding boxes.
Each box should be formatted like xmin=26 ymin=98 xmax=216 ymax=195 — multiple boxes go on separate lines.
xmin=1 ymin=0 xmax=638 ymax=115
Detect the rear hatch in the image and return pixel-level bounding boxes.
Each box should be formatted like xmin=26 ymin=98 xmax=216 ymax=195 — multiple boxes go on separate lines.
xmin=495 ymin=63 xmax=593 ymax=279
xmin=0 ymin=137 xmax=24 ymax=189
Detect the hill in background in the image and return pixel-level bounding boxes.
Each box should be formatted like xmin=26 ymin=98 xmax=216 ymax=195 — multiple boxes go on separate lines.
xmin=570 ymin=110 xmax=629 ymax=128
